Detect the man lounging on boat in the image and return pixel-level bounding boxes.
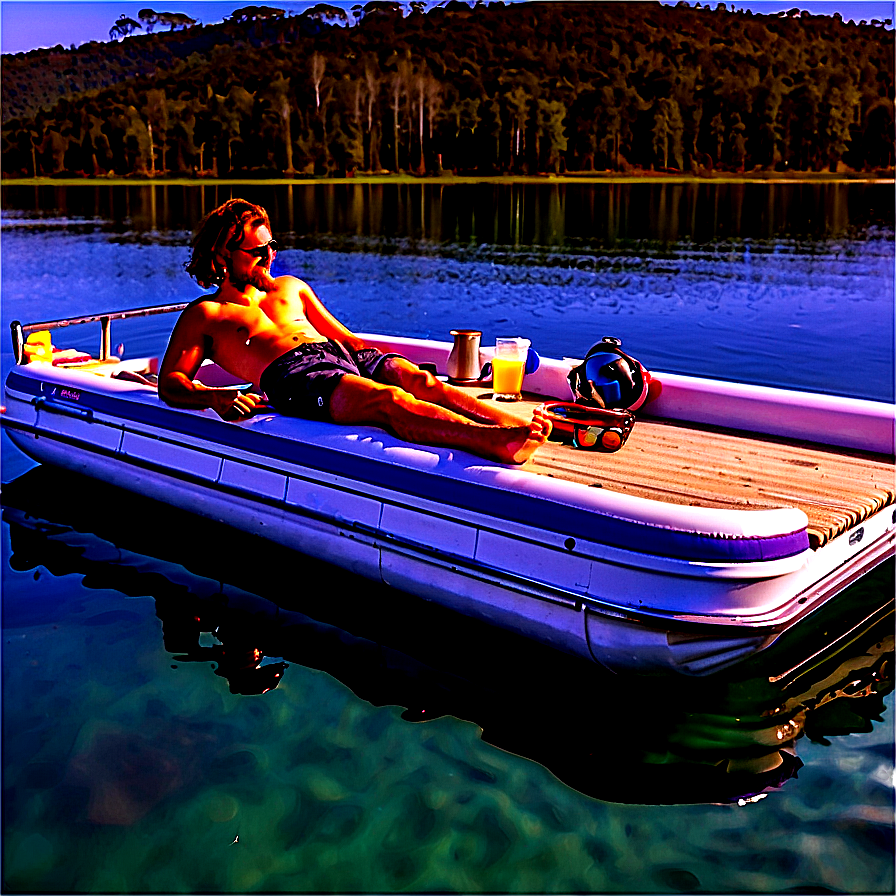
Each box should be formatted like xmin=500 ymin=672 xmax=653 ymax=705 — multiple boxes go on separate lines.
xmin=158 ymin=199 xmax=551 ymax=464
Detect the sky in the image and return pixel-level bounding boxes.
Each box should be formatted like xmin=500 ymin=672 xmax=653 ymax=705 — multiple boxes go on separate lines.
xmin=0 ymin=0 xmax=893 ymax=54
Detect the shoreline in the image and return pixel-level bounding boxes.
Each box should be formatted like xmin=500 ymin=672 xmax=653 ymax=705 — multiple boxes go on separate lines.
xmin=2 ymin=172 xmax=894 ymax=188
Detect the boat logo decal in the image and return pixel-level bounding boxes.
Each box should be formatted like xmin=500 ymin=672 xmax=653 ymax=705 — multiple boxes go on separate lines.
xmin=46 ymin=385 xmax=82 ymax=402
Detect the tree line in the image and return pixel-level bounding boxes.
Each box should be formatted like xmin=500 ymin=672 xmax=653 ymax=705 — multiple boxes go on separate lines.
xmin=2 ymin=1 xmax=893 ymax=180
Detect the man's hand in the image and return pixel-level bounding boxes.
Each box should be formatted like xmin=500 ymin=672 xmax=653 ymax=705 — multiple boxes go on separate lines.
xmin=211 ymin=390 xmax=269 ymax=421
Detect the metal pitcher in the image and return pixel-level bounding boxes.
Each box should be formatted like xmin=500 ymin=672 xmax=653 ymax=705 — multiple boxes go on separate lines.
xmin=447 ymin=329 xmax=483 ymax=383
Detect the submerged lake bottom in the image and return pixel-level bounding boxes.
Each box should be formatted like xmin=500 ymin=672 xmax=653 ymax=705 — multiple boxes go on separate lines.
xmin=2 ymin=463 xmax=893 ymax=894
xmin=1 ymin=180 xmax=894 ymax=893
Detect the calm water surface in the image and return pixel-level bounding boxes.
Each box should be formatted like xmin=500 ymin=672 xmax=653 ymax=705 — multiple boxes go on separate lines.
xmin=1 ymin=182 xmax=893 ymax=893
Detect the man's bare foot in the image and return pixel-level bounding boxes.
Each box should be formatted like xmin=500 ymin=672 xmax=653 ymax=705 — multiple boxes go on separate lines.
xmin=476 ymin=401 xmax=530 ymax=427
xmin=493 ymin=407 xmax=552 ymax=464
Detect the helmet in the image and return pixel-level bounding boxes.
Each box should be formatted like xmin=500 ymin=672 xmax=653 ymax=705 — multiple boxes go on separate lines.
xmin=567 ymin=337 xmax=652 ymax=411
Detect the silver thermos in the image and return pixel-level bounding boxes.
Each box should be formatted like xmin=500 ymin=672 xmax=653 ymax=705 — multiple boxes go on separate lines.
xmin=446 ymin=329 xmax=483 ymax=383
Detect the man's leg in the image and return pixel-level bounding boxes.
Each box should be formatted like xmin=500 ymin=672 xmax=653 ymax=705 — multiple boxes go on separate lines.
xmin=377 ymin=358 xmax=529 ymax=426
xmin=329 ymin=374 xmax=550 ymax=465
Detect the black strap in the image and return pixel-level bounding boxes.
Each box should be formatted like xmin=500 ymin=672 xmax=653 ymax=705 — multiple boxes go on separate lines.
xmin=582 ymin=339 xmax=641 ymax=372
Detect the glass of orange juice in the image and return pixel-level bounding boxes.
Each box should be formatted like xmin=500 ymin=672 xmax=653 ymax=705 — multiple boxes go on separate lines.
xmin=492 ymin=338 xmax=530 ymax=401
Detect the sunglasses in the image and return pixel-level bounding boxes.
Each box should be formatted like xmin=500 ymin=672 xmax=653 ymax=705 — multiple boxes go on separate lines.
xmin=571 ymin=417 xmax=633 ymax=451
xmin=234 ymin=239 xmax=278 ymax=258
xmin=538 ymin=402 xmax=635 ymax=452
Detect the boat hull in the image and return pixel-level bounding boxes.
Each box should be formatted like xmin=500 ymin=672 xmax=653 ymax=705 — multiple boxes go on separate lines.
xmin=3 ymin=338 xmax=894 ymax=675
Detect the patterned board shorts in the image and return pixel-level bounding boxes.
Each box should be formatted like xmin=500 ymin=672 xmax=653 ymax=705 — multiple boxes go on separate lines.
xmin=259 ymin=340 xmax=405 ymax=421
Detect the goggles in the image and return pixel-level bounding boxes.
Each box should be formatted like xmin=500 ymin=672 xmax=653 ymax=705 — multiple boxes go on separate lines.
xmin=234 ymin=239 xmax=278 ymax=259
xmin=539 ymin=402 xmax=635 ymax=453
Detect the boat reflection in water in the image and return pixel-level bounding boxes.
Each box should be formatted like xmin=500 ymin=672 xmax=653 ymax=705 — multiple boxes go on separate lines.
xmin=3 ymin=466 xmax=892 ymax=808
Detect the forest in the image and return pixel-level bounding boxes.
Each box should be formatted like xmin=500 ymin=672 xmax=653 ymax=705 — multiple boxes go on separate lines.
xmin=1 ymin=1 xmax=893 ymax=179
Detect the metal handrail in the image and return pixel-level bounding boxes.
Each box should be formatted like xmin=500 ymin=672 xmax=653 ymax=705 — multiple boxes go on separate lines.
xmin=10 ymin=302 xmax=189 ymax=364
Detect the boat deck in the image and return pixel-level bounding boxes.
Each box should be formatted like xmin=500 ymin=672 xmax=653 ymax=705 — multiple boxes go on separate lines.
xmin=467 ymin=389 xmax=895 ymax=550
xmin=10 ymin=353 xmax=894 ymax=552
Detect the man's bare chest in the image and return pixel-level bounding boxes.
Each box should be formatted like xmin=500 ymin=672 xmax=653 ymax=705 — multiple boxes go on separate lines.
xmin=212 ymin=303 xmax=305 ymax=336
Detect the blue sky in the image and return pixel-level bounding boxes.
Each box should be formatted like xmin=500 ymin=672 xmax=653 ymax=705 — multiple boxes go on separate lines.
xmin=1 ymin=0 xmax=893 ymax=54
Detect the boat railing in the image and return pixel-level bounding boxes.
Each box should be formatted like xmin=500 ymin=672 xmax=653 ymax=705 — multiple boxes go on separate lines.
xmin=9 ymin=302 xmax=188 ymax=365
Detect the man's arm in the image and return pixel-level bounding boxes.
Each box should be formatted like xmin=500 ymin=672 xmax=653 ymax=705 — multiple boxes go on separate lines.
xmin=298 ymin=281 xmax=366 ymax=351
xmin=158 ymin=307 xmax=262 ymax=420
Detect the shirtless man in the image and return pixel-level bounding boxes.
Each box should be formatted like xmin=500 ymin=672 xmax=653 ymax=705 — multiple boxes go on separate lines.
xmin=159 ymin=199 xmax=550 ymax=464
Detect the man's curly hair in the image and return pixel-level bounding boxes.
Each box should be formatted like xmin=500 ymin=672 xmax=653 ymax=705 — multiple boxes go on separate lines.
xmin=185 ymin=199 xmax=272 ymax=289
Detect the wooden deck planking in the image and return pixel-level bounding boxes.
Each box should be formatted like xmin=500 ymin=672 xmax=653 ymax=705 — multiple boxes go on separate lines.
xmin=465 ymin=389 xmax=895 ymax=549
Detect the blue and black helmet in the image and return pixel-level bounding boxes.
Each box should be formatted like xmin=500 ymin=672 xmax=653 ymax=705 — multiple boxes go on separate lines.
xmin=567 ymin=337 xmax=652 ymax=411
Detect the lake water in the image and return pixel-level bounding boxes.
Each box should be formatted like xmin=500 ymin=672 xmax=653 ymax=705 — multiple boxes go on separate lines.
xmin=1 ymin=181 xmax=894 ymax=893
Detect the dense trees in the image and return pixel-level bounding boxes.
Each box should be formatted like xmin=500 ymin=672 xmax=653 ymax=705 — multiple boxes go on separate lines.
xmin=2 ymin=1 xmax=893 ymax=179
xmin=132 ymin=9 xmax=199 ymax=32
xmin=109 ymin=15 xmax=143 ymax=40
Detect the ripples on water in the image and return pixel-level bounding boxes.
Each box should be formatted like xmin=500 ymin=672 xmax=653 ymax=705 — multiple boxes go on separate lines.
xmin=1 ymin=218 xmax=892 ymax=401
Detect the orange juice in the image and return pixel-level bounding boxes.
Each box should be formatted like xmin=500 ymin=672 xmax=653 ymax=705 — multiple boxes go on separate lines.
xmin=492 ymin=356 xmax=525 ymax=399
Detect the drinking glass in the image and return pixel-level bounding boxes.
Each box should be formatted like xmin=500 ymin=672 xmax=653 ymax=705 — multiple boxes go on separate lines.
xmin=492 ymin=338 xmax=530 ymax=401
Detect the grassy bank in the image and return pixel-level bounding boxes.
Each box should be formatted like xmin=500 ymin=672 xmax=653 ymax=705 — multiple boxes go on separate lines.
xmin=3 ymin=171 xmax=894 ymax=188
